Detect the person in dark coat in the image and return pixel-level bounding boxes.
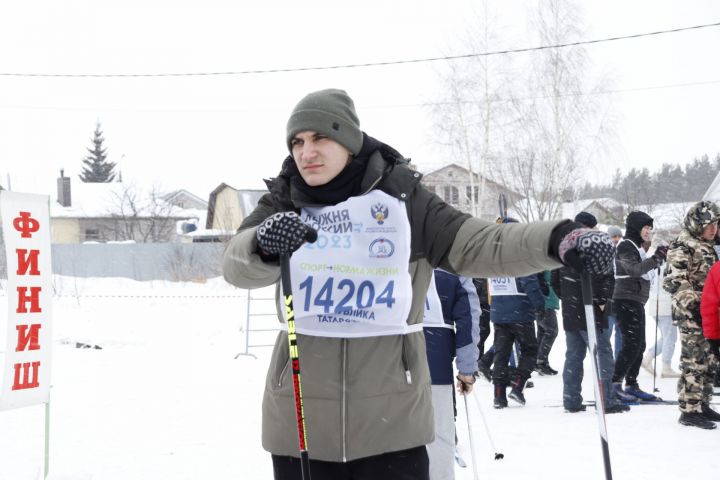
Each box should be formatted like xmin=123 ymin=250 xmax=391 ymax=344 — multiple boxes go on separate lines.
xmin=553 ymin=212 xmax=629 ymax=413
xmin=612 ymin=211 xmax=667 ymax=402
xmin=488 ymin=219 xmax=544 ymax=408
xmin=222 ymin=88 xmax=618 ymax=479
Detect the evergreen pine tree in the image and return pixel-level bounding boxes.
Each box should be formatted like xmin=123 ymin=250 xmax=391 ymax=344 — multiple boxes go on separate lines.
xmin=79 ymin=122 xmax=117 ymax=183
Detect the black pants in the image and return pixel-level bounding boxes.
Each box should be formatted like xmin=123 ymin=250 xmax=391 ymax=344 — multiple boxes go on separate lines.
xmin=612 ymin=299 xmax=646 ymax=385
xmin=272 ymin=446 xmax=429 ymax=480
xmin=491 ymin=322 xmax=538 ymax=384
xmin=536 ymin=309 xmax=559 ymax=365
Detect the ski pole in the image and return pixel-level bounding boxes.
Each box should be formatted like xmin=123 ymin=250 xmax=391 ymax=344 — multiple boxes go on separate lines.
xmin=652 ymin=267 xmax=661 ymax=393
xmin=580 ymin=271 xmax=613 ymax=480
xmin=471 ymin=390 xmax=505 ymax=460
xmin=462 ymin=393 xmax=480 ymax=480
xmin=280 ymin=253 xmax=312 ymax=480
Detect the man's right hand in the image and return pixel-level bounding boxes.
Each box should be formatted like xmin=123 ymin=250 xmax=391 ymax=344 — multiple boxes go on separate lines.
xmin=256 ymin=211 xmax=317 ymax=256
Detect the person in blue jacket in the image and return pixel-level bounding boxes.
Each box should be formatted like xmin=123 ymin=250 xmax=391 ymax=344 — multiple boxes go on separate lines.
xmin=424 ymin=269 xmax=480 ymax=480
xmin=488 ymin=218 xmax=545 ymax=408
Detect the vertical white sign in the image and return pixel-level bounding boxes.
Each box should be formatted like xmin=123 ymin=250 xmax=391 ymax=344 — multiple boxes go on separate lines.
xmin=0 ymin=191 xmax=53 ymax=410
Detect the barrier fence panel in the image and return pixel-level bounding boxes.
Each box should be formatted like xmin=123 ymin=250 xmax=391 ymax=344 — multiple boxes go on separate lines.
xmin=235 ymin=289 xmax=280 ymax=360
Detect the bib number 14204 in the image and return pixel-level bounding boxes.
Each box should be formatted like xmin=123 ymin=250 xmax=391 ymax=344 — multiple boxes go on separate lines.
xmin=298 ymin=276 xmax=396 ymax=313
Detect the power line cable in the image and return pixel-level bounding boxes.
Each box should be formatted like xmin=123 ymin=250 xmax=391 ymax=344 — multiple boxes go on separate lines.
xmin=1 ymin=21 xmax=718 ymax=78
xmin=2 ymin=77 xmax=719 ymax=112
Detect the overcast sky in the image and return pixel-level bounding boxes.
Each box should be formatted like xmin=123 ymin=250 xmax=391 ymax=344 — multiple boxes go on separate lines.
xmin=1 ymin=0 xmax=719 ymax=201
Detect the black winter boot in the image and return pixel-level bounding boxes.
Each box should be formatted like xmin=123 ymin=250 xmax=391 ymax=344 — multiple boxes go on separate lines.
xmin=476 ymin=361 xmax=492 ymax=383
xmin=702 ymin=404 xmax=720 ymax=422
xmin=508 ymin=375 xmax=526 ymax=405
xmin=605 ymin=403 xmax=631 ymax=414
xmin=679 ymin=412 xmax=717 ymax=430
xmin=493 ymin=384 xmax=508 ymax=409
xmin=535 ymin=363 xmax=558 ymax=376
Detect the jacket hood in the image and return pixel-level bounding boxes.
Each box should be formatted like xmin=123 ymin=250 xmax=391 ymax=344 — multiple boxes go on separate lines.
xmin=683 ymin=200 xmax=720 ymax=239
xmin=624 ymin=211 xmax=653 ymax=245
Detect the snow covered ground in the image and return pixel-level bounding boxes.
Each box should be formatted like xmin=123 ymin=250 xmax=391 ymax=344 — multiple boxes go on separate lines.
xmin=1 ymin=276 xmax=719 ymax=480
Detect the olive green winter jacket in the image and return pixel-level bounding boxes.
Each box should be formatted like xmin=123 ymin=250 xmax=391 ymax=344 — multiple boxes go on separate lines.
xmin=222 ymin=147 xmax=564 ymax=462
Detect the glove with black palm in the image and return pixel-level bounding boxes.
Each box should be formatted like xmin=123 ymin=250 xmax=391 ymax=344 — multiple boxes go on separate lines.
xmin=256 ymin=211 xmax=318 ymax=258
xmin=652 ymin=245 xmax=669 ymax=263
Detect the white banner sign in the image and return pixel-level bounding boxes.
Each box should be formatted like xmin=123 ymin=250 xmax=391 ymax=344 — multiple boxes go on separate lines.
xmin=0 ymin=191 xmax=53 ymax=410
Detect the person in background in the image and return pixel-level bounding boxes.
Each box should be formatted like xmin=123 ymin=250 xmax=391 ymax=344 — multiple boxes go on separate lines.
xmin=535 ymin=270 xmax=560 ymax=375
xmin=664 ymin=201 xmax=720 ymax=429
xmin=473 ymin=278 xmax=493 ymax=382
xmin=423 ymin=270 xmax=480 ymax=480
xmin=553 ymin=212 xmax=628 ymax=414
xmin=611 ymin=211 xmax=667 ymax=403
xmin=700 ymin=261 xmax=720 ymax=399
xmin=605 ymin=225 xmax=623 ymax=359
xmin=642 ymin=266 xmax=680 ymax=378
xmin=488 ymin=218 xmax=545 ymax=409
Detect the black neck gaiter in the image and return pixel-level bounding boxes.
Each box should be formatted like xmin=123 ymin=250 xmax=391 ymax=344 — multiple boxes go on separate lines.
xmin=285 ymin=133 xmax=382 ymax=206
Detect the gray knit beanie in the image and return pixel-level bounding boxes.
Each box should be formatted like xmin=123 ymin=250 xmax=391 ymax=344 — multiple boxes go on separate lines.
xmin=607 ymin=226 xmax=623 ymax=237
xmin=286 ymin=89 xmax=363 ymax=155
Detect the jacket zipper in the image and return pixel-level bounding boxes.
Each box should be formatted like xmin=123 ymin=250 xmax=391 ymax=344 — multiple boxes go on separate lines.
xmin=342 ymin=339 xmax=348 ymax=462
xmin=277 ymin=357 xmax=289 ymax=388
xmin=402 ymin=337 xmax=412 ymax=384
xmin=360 ymin=174 xmax=383 ymax=196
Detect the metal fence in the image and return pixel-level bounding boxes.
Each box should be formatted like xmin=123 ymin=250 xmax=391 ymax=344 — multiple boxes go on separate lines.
xmin=50 ymin=243 xmax=226 ymax=281
xmin=235 ymin=287 xmax=281 ymax=359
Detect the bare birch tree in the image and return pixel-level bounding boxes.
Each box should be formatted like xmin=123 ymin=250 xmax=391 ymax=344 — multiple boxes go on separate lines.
xmin=430 ymin=0 xmax=515 ymax=219
xmin=491 ymin=0 xmax=616 ymax=221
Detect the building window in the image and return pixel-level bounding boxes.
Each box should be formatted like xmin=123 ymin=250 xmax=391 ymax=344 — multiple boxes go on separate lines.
xmin=466 ymin=186 xmax=479 ymax=203
xmin=443 ymin=186 xmax=459 ymax=204
xmin=84 ymin=228 xmax=100 ymax=241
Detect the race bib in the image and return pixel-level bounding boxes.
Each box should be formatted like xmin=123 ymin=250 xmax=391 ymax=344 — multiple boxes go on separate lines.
xmin=288 ymin=190 xmax=413 ymax=338
xmin=423 ymin=271 xmax=449 ymax=328
xmin=488 ymin=277 xmax=523 ymax=296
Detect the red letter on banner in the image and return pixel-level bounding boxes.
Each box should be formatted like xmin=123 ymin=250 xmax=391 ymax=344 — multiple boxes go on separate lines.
xmin=16 ymin=286 xmax=42 ymax=313
xmin=15 ymin=324 xmax=42 ymax=351
xmin=12 ymin=362 xmax=41 ymax=390
xmin=13 ymin=212 xmax=40 ymax=238
xmin=16 ymin=249 xmax=40 ymax=275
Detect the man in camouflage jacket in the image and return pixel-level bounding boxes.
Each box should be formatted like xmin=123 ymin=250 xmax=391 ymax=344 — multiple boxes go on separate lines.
xmin=663 ymin=200 xmax=720 ymax=429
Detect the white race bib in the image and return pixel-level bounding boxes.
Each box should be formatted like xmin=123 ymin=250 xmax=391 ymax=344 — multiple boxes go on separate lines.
xmin=288 ymin=190 xmax=413 ymax=338
xmin=423 ymin=271 xmax=450 ymax=329
xmin=488 ymin=277 xmax=523 ymax=296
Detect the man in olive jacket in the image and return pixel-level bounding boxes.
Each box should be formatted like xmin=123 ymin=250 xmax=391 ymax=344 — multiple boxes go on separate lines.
xmin=222 ymin=88 xmax=616 ymax=480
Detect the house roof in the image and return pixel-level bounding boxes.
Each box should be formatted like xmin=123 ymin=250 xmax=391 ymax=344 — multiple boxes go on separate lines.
xmin=51 ymin=181 xmax=199 ymax=220
xmin=161 ymin=189 xmax=208 ymax=208
xmin=560 ymin=200 xmax=617 ymax=222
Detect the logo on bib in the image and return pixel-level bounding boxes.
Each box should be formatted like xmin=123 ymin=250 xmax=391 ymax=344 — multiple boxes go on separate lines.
xmin=371 ymin=203 xmax=389 ymax=225
xmin=369 ymin=238 xmax=395 ymax=258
